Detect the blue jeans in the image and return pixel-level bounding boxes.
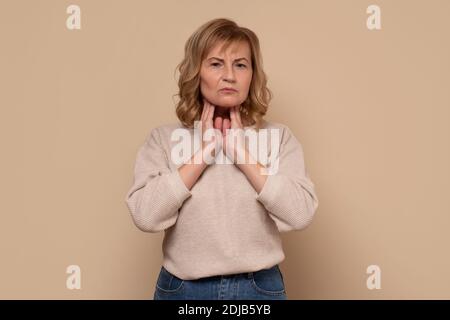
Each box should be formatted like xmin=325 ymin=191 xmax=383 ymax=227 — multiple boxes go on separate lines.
xmin=153 ymin=264 xmax=287 ymax=300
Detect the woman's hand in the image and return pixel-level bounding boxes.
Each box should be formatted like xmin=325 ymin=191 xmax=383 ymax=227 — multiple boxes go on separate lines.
xmin=223 ymin=106 xmax=268 ymax=193
xmin=223 ymin=105 xmax=247 ymax=164
xmin=200 ymin=100 xmax=222 ymax=162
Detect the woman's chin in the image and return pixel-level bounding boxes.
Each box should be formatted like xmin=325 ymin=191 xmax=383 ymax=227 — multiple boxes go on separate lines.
xmin=213 ymin=100 xmax=241 ymax=108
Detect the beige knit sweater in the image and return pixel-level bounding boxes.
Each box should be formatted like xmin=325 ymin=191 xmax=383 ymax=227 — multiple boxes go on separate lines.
xmin=125 ymin=120 xmax=319 ymax=280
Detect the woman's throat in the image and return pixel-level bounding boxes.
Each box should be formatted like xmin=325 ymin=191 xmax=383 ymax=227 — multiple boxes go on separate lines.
xmin=213 ymin=107 xmax=231 ymax=121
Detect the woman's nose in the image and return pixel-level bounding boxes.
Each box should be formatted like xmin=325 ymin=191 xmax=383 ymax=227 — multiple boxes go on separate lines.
xmin=222 ymin=64 xmax=236 ymax=82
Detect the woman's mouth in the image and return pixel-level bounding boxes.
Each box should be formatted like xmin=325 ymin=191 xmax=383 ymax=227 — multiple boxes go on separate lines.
xmin=219 ymin=88 xmax=237 ymax=93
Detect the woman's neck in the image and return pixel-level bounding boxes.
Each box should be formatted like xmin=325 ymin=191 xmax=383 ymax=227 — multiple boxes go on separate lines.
xmin=213 ymin=105 xmax=231 ymax=120
xmin=211 ymin=105 xmax=254 ymax=127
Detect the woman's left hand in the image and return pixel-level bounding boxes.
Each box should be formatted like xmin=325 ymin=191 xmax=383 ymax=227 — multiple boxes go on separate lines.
xmin=222 ymin=105 xmax=247 ymax=164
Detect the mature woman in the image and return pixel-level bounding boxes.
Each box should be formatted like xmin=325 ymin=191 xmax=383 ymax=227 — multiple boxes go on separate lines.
xmin=125 ymin=18 xmax=319 ymax=300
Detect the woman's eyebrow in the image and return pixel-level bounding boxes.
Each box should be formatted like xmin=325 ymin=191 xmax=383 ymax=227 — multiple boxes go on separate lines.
xmin=207 ymin=57 xmax=249 ymax=63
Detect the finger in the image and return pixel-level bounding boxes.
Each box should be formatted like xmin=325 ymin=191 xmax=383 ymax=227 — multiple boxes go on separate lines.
xmin=230 ymin=107 xmax=236 ymax=126
xmin=223 ymin=118 xmax=231 ymax=136
xmin=208 ymin=103 xmax=215 ymax=124
xmin=230 ymin=106 xmax=240 ymax=129
xmin=205 ymin=101 xmax=212 ymax=122
xmin=214 ymin=116 xmax=222 ymax=130
xmin=201 ymin=100 xmax=208 ymax=121
xmin=235 ymin=105 xmax=243 ymax=127
xmin=203 ymin=102 xmax=211 ymax=126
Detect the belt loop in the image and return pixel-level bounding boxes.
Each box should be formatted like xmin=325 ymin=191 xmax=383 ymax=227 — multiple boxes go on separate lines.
xmin=247 ymin=272 xmax=252 ymax=279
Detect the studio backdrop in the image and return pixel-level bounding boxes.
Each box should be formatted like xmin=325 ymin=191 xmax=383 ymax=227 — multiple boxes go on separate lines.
xmin=1 ymin=0 xmax=449 ymax=299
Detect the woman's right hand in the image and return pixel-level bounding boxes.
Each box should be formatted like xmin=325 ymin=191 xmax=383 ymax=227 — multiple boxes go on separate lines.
xmin=200 ymin=99 xmax=222 ymax=161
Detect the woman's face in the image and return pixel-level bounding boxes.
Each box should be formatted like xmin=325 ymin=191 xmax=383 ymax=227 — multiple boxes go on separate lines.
xmin=199 ymin=40 xmax=253 ymax=108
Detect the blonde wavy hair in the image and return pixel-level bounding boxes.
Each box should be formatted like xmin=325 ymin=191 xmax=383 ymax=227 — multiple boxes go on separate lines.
xmin=173 ymin=18 xmax=273 ymax=131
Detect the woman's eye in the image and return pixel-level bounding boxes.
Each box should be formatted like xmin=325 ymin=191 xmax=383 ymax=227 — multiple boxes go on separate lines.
xmin=211 ymin=62 xmax=247 ymax=68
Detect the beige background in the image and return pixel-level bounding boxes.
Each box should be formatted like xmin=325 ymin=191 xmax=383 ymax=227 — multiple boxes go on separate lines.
xmin=1 ymin=0 xmax=449 ymax=299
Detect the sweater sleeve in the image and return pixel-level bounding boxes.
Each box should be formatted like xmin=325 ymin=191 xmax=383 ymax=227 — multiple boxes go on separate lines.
xmin=125 ymin=127 xmax=192 ymax=232
xmin=255 ymin=126 xmax=319 ymax=232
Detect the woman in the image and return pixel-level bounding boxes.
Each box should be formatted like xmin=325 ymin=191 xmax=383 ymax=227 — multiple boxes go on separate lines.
xmin=125 ymin=18 xmax=319 ymax=300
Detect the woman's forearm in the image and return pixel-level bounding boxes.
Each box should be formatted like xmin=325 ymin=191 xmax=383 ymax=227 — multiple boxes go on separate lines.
xmin=236 ymin=149 xmax=268 ymax=194
xmin=177 ymin=147 xmax=210 ymax=190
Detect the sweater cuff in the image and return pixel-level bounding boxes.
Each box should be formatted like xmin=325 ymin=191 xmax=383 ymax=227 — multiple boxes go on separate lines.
xmin=166 ymin=169 xmax=192 ymax=207
xmin=255 ymin=174 xmax=282 ymax=209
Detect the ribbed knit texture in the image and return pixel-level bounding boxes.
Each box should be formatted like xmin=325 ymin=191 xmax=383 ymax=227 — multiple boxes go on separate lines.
xmin=125 ymin=120 xmax=319 ymax=280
